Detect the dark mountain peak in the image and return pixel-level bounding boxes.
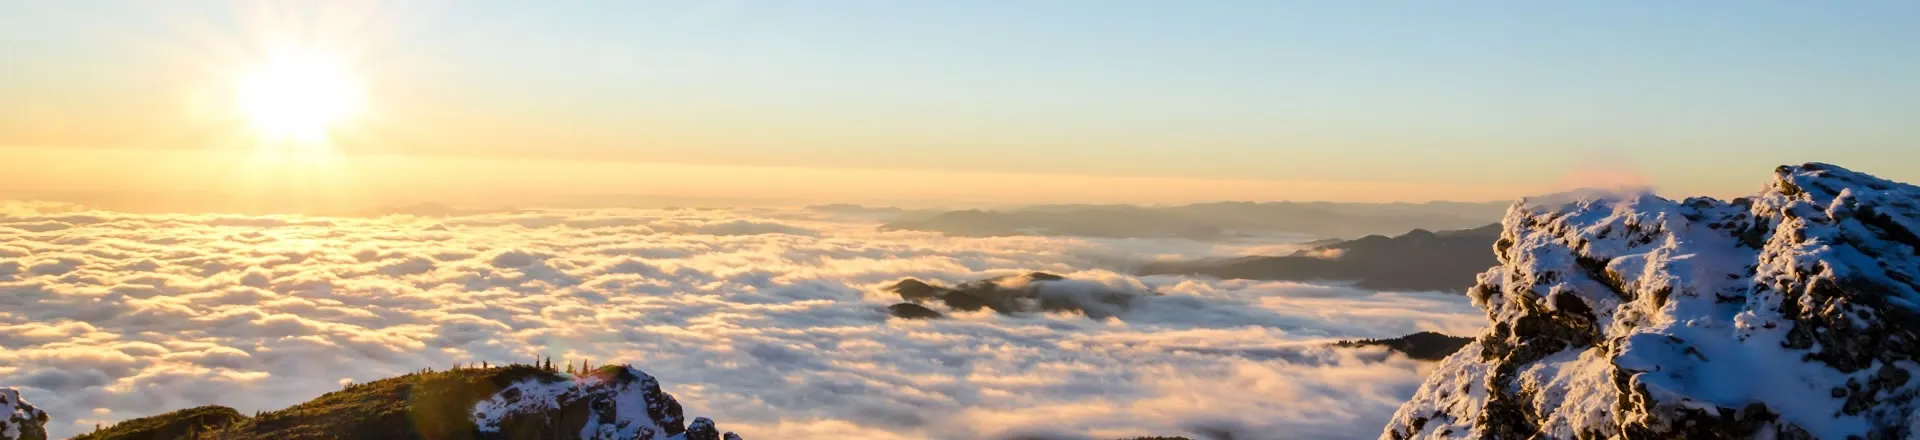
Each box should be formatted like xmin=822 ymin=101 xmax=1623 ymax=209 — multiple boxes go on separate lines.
xmin=886 ymin=278 xmax=944 ymax=301
xmin=886 ymin=302 xmax=943 ymax=319
xmin=1385 ymin=163 xmax=1920 ymax=439
xmin=883 ymin=273 xmax=1152 ymax=320
xmin=1335 ymin=331 xmax=1473 ymax=361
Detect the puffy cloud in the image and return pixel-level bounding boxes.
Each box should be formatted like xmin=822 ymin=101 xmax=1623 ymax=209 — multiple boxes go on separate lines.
xmin=0 ymin=205 xmax=1483 ymax=439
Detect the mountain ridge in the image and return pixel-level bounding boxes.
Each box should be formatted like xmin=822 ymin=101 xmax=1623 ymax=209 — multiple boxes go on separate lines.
xmin=1139 ymin=224 xmax=1500 ymax=292
xmin=878 ymin=201 xmax=1506 ymax=240
xmin=1384 ymin=163 xmax=1920 ymax=439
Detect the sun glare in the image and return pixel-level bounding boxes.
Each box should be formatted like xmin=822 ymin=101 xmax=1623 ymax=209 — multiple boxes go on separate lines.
xmin=236 ymin=54 xmax=363 ymax=145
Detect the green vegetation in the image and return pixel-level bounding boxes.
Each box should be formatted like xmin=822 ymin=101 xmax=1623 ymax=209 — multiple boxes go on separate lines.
xmin=70 ymin=406 xmax=244 ymax=440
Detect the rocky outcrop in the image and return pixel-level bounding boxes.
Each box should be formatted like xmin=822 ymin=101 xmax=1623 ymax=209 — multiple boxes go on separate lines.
xmin=1383 ymin=164 xmax=1920 ymax=439
xmin=474 ymin=365 xmax=735 ymax=440
xmin=1140 ymin=224 xmax=1500 ymax=292
xmin=884 ymin=272 xmax=1151 ymax=319
xmin=1 ymin=389 xmax=47 ymax=440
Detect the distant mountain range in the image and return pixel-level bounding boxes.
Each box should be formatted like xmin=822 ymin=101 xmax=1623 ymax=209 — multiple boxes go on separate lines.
xmin=1138 ymin=224 xmax=1501 ymax=292
xmin=875 ymin=201 xmax=1507 ymax=240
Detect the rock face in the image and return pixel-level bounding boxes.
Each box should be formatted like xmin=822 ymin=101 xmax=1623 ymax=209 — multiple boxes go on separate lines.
xmin=1140 ymin=224 xmax=1500 ymax=292
xmin=1382 ymin=164 xmax=1920 ymax=439
xmin=1 ymin=389 xmax=47 ymax=440
xmin=473 ymin=365 xmax=738 ymax=440
xmin=885 ymin=272 xmax=1150 ymax=319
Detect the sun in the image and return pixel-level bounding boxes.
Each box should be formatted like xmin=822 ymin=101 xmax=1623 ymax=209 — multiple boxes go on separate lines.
xmin=236 ymin=54 xmax=363 ymax=145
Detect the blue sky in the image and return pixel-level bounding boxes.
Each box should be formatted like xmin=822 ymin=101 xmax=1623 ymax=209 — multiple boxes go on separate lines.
xmin=1 ymin=1 xmax=1916 ymax=203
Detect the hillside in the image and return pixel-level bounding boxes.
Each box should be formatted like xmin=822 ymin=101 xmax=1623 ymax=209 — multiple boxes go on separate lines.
xmin=58 ymin=363 xmax=740 ymax=440
xmin=1384 ymin=164 xmax=1920 ymax=438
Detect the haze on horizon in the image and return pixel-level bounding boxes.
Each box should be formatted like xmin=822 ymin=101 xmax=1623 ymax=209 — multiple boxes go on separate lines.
xmin=2 ymin=1 xmax=1917 ymax=213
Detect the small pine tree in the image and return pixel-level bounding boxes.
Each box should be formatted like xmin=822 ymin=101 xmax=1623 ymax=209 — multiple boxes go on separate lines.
xmin=584 ymin=359 xmax=591 ymax=373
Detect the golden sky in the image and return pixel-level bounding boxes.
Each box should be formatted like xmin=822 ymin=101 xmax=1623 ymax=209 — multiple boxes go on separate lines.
xmin=3 ymin=1 xmax=1912 ymax=212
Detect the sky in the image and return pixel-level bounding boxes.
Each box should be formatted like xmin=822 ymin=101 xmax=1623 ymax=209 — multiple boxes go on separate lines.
xmin=1 ymin=1 xmax=1917 ymax=209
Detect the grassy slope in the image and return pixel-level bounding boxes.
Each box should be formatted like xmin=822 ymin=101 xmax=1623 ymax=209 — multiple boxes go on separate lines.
xmin=71 ymin=364 xmax=560 ymax=440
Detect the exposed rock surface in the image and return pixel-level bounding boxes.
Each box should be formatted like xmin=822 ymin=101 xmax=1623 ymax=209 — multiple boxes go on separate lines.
xmin=1383 ymin=164 xmax=1920 ymax=439
xmin=1140 ymin=224 xmax=1500 ymax=292
xmin=1 ymin=389 xmax=47 ymax=440
xmin=885 ymin=272 xmax=1152 ymax=319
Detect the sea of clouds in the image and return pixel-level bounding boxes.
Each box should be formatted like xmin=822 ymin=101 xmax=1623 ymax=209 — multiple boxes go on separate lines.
xmin=0 ymin=201 xmax=1483 ymax=439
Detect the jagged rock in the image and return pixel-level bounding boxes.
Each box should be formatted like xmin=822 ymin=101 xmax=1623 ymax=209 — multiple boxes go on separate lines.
xmin=884 ymin=272 xmax=1150 ymax=319
xmin=1 ymin=389 xmax=48 ymax=440
xmin=684 ymin=417 xmax=719 ymax=440
xmin=886 ymin=303 xmax=944 ymax=319
xmin=1382 ymin=164 xmax=1920 ymax=439
xmin=475 ymin=365 xmax=739 ymax=440
xmin=1336 ymin=331 xmax=1474 ymax=361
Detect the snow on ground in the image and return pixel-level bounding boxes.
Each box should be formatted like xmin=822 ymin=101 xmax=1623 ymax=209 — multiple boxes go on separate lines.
xmin=0 ymin=204 xmax=1483 ymax=439
xmin=2 ymin=388 xmax=46 ymax=440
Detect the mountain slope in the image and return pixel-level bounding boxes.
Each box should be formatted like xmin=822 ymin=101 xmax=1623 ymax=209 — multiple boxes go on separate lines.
xmin=1139 ymin=224 xmax=1500 ymax=292
xmin=61 ymin=364 xmax=740 ymax=440
xmin=1383 ymin=164 xmax=1920 ymax=439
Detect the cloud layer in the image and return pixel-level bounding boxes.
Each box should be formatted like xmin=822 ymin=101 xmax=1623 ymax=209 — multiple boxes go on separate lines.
xmin=0 ymin=205 xmax=1482 ymax=439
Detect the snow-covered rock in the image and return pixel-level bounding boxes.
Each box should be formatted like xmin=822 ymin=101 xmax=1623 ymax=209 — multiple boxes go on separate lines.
xmin=1383 ymin=164 xmax=1920 ymax=439
xmin=473 ymin=365 xmax=742 ymax=440
xmin=1 ymin=389 xmax=47 ymax=440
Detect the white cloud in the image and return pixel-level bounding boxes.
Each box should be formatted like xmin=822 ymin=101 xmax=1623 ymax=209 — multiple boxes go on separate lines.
xmin=0 ymin=205 xmax=1484 ymax=439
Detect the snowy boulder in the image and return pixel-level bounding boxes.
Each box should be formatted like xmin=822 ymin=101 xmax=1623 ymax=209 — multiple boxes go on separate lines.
xmin=1384 ymin=164 xmax=1920 ymax=439
xmin=474 ymin=365 xmax=742 ymax=440
xmin=1 ymin=389 xmax=48 ymax=440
